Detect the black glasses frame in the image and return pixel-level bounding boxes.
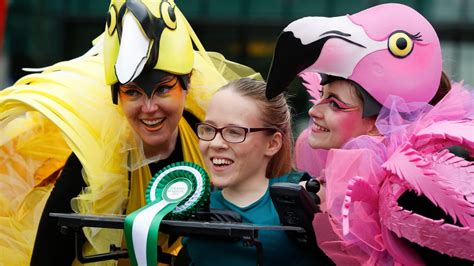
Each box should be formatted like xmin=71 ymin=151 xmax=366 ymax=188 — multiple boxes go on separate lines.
xmin=196 ymin=123 xmax=276 ymax=143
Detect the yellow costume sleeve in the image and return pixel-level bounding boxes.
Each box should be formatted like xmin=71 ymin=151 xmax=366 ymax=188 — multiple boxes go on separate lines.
xmin=0 ymin=56 xmax=130 ymax=266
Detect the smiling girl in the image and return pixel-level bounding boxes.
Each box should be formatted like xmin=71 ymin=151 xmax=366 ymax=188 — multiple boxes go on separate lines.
xmin=184 ymin=78 xmax=320 ymax=266
xmin=118 ymin=75 xmax=188 ymax=159
xmin=307 ymin=79 xmax=378 ymax=150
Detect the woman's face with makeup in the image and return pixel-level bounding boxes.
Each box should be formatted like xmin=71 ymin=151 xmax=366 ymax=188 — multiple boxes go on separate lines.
xmin=119 ymin=75 xmax=186 ymax=155
xmin=307 ymin=80 xmax=375 ymax=149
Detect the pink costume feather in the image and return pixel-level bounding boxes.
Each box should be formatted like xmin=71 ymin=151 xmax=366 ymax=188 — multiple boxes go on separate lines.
xmin=299 ymin=71 xmax=322 ymax=104
xmin=294 ymin=71 xmax=328 ymax=180
xmin=328 ymin=84 xmax=474 ymax=263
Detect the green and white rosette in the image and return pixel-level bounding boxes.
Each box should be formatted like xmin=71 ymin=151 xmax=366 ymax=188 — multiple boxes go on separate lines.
xmin=124 ymin=162 xmax=210 ymax=266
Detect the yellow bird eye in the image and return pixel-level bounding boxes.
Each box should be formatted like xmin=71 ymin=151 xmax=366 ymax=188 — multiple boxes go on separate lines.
xmin=160 ymin=1 xmax=177 ymax=30
xmin=107 ymin=5 xmax=117 ymax=36
xmin=388 ymin=31 xmax=414 ymax=58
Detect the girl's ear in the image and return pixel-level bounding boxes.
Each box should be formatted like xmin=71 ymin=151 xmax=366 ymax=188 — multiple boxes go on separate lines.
xmin=366 ymin=119 xmax=380 ymax=136
xmin=265 ymin=132 xmax=283 ymax=157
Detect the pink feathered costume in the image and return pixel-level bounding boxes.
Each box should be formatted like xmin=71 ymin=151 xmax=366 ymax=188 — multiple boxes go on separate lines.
xmin=299 ymin=75 xmax=474 ymax=265
xmin=265 ymin=3 xmax=474 ymax=265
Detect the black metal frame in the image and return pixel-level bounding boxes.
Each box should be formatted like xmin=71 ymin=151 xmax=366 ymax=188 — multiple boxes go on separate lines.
xmin=50 ymin=213 xmax=305 ymax=265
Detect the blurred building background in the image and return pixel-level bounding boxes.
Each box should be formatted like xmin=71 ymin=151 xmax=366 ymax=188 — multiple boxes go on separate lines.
xmin=1 ymin=0 xmax=473 ymax=131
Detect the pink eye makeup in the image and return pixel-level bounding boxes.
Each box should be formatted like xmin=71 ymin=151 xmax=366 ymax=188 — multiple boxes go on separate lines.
xmin=315 ymin=97 xmax=360 ymax=112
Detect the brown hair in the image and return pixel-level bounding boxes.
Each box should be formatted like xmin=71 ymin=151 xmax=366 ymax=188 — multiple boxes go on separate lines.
xmin=429 ymin=71 xmax=451 ymax=105
xmin=219 ymin=78 xmax=293 ymax=178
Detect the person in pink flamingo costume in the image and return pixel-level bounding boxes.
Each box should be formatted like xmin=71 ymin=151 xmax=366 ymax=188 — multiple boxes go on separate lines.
xmin=266 ymin=3 xmax=474 ymax=265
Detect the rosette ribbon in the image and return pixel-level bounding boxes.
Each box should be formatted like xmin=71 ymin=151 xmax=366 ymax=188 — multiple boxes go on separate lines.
xmin=124 ymin=162 xmax=210 ymax=266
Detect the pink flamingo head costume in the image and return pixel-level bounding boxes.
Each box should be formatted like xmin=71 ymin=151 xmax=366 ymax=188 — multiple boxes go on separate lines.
xmin=266 ymin=3 xmax=442 ymax=116
xmin=267 ymin=3 xmax=474 ymax=263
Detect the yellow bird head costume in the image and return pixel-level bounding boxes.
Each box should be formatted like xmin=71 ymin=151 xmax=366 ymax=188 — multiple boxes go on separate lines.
xmin=104 ymin=0 xmax=194 ymax=104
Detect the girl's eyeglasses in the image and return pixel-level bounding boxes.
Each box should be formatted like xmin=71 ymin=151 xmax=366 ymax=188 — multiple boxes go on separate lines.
xmin=197 ymin=123 xmax=276 ymax=143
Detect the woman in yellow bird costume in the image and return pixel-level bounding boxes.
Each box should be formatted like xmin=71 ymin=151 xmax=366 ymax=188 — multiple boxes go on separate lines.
xmin=0 ymin=1 xmax=261 ymax=265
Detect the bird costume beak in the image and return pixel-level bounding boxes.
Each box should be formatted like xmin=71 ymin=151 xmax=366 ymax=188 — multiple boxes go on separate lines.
xmin=104 ymin=0 xmax=194 ymax=103
xmin=266 ymin=3 xmax=441 ymax=115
